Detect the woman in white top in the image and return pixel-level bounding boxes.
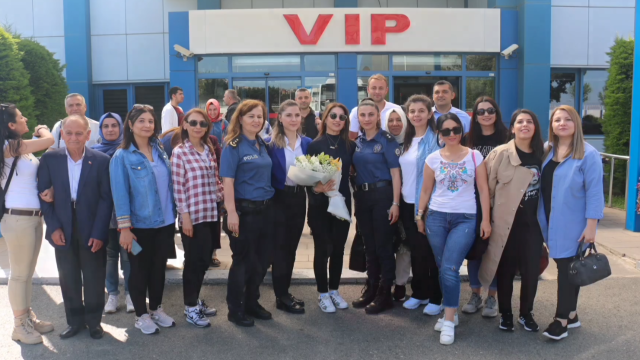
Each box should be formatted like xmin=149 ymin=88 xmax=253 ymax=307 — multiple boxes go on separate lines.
xmin=0 ymin=103 xmax=55 ymax=344
xmin=416 ymin=112 xmax=492 ymax=345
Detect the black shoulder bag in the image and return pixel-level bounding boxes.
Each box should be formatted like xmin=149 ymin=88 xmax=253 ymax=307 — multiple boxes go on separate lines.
xmin=568 ymin=242 xmax=611 ymax=287
xmin=0 ymin=157 xmax=20 ymax=221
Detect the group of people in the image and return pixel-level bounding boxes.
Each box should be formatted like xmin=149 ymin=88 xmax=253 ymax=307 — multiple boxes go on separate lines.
xmin=0 ymin=73 xmax=604 ymax=346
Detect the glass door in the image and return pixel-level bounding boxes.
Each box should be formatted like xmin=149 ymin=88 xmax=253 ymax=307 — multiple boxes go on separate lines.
xmin=233 ymin=78 xmax=301 ymax=125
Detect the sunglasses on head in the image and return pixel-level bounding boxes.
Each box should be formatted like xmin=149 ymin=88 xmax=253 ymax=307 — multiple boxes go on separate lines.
xmin=329 ymin=113 xmax=347 ymax=121
xmin=476 ymin=108 xmax=496 ymax=116
xmin=132 ymin=104 xmax=154 ymax=111
xmin=439 ymin=126 xmax=462 ymax=137
xmin=188 ymin=120 xmax=208 ymax=128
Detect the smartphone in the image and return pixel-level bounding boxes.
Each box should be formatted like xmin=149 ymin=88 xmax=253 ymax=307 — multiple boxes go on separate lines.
xmin=131 ymin=240 xmax=142 ymax=255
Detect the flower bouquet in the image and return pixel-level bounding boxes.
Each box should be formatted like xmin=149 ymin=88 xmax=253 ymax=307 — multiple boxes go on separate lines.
xmin=287 ymin=153 xmax=351 ymax=222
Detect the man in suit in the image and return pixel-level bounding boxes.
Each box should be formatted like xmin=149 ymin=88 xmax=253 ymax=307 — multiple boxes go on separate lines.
xmin=38 ymin=115 xmax=113 ymax=340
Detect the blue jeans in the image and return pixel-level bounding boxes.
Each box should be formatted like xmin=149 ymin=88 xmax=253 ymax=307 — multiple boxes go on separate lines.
xmin=426 ymin=210 xmax=477 ymax=309
xmin=105 ymin=229 xmax=130 ymax=295
xmin=468 ymin=259 xmax=498 ymax=291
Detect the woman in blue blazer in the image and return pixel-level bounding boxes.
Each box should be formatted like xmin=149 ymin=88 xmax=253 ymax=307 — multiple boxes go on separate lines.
xmin=267 ymin=100 xmax=312 ymax=314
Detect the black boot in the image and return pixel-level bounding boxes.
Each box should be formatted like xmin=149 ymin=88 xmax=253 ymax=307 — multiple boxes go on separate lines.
xmin=352 ymin=281 xmax=379 ymax=309
xmin=365 ymin=285 xmax=393 ymax=314
xmin=392 ymin=284 xmax=406 ymax=301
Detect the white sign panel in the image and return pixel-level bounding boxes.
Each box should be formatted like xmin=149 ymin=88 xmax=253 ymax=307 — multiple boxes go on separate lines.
xmin=188 ymin=8 xmax=501 ymax=55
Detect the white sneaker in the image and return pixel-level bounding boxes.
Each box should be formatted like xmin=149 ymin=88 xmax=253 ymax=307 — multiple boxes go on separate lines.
xmin=135 ymin=314 xmax=160 ymax=335
xmin=198 ymin=299 xmax=217 ymax=317
xmin=150 ymin=305 xmax=176 ymax=328
xmin=424 ymin=303 xmax=444 ymax=316
xmin=104 ymin=295 xmax=118 ymax=314
xmin=329 ymin=290 xmax=349 ymax=309
xmin=440 ymin=320 xmax=456 ymax=345
xmin=318 ymin=293 xmax=336 ymax=313
xmin=125 ymin=294 xmax=135 ymax=313
xmin=434 ymin=313 xmax=459 ymax=331
xmin=403 ymin=297 xmax=430 ymax=310
xmin=481 ymin=296 xmax=498 ymax=318
xmin=185 ymin=306 xmax=211 ymax=328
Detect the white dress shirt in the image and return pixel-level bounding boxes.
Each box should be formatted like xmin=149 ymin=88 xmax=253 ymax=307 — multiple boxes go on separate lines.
xmin=284 ymin=135 xmax=303 ymax=186
xmin=66 ymin=148 xmax=85 ymax=201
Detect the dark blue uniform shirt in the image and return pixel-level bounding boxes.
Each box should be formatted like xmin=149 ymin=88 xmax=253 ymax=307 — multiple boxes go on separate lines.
xmin=353 ymin=130 xmax=400 ymax=186
xmin=220 ymin=134 xmax=275 ymax=201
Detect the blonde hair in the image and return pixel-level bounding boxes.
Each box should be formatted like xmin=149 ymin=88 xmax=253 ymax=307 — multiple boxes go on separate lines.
xmin=357 ymin=99 xmax=381 ymax=132
xmin=270 ymin=100 xmax=301 ymax=149
xmin=224 ymin=100 xmax=268 ymax=145
xmin=368 ymin=74 xmax=388 ymax=87
xmin=546 ymin=105 xmax=585 ymax=160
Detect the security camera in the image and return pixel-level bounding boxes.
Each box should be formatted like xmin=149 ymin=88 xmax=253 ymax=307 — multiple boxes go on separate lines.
xmin=500 ymin=44 xmax=519 ymax=59
xmin=174 ymin=44 xmax=194 ymax=61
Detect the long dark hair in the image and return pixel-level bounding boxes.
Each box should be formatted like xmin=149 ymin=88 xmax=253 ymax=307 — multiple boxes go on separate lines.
xmin=436 ymin=113 xmax=464 ymax=148
xmin=0 ymin=104 xmax=23 ymax=180
xmin=121 ymin=105 xmax=160 ymax=150
xmin=319 ymin=102 xmax=351 ymax=151
xmin=509 ymin=109 xmax=545 ymax=159
xmin=403 ymin=94 xmax=436 ymax=153
xmin=181 ymin=108 xmax=214 ymax=154
xmin=466 ymin=96 xmax=508 ymax=148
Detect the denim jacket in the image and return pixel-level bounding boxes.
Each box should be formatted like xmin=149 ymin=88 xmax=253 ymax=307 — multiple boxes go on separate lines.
xmin=110 ymin=138 xmax=176 ymax=229
xmin=414 ymin=128 xmax=440 ymax=215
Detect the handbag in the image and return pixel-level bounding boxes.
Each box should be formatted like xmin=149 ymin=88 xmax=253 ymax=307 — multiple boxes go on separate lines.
xmin=568 ymin=242 xmax=611 ymax=287
xmin=465 ymin=151 xmax=488 ymax=261
xmin=348 ymin=222 xmax=367 ymax=273
xmin=0 ymin=157 xmax=19 ymax=221
xmin=539 ymin=244 xmax=550 ymax=276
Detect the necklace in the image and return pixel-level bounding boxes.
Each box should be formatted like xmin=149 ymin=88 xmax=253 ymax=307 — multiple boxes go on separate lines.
xmin=326 ymin=135 xmax=339 ymax=149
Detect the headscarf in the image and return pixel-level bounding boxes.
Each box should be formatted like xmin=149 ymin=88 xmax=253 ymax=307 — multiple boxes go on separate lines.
xmin=92 ymin=112 xmax=123 ymax=156
xmin=383 ymin=108 xmax=407 ymax=144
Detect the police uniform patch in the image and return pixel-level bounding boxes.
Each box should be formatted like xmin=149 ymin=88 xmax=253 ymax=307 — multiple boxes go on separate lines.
xmin=373 ymin=144 xmax=383 ymax=153
xmin=229 ymin=138 xmax=240 ymax=147
xmin=395 ymin=148 xmax=401 ymax=156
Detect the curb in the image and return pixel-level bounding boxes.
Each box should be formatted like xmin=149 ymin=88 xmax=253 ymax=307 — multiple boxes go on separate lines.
xmin=596 ymin=241 xmax=640 ymax=270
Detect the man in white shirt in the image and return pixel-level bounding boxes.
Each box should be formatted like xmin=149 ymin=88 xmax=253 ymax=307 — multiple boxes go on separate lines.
xmin=161 ymin=86 xmax=185 ymax=133
xmin=49 ymin=93 xmax=100 ymax=149
xmin=432 ymin=80 xmax=472 ymax=133
xmin=349 ymin=74 xmax=402 ymax=140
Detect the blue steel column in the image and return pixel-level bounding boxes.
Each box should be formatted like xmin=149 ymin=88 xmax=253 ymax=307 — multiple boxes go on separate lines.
xmin=337 ymin=54 xmax=358 ymax=110
xmin=625 ymin=3 xmax=640 ymax=232
xmin=169 ymin=12 xmax=197 ymax=111
xmin=498 ymin=9 xmax=519 ymax=121
xmin=63 ymin=0 xmax=93 ymax=113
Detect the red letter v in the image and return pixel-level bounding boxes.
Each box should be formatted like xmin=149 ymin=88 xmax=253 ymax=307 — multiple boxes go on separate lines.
xmin=284 ymin=14 xmax=333 ymax=45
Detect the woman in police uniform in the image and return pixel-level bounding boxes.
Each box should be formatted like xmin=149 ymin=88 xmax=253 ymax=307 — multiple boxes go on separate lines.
xmin=351 ymin=99 xmax=402 ymax=315
xmin=220 ymin=100 xmax=275 ymax=327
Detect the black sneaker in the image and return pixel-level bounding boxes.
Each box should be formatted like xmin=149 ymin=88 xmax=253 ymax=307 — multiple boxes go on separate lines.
xmin=568 ymin=314 xmax=581 ymax=329
xmin=499 ymin=313 xmax=514 ymax=331
xmin=542 ymin=319 xmax=568 ymax=341
xmin=518 ymin=313 xmax=539 ymax=332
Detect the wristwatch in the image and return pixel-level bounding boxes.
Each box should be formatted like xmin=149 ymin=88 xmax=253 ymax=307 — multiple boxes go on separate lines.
xmin=415 ymin=209 xmax=425 ymax=222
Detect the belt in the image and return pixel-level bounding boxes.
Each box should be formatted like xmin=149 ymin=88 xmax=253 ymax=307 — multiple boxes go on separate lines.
xmin=355 ymin=180 xmax=391 ymax=192
xmin=282 ymin=185 xmax=305 ymax=193
xmin=4 ymin=209 xmax=42 ymax=217
xmin=236 ymin=198 xmax=271 ymax=209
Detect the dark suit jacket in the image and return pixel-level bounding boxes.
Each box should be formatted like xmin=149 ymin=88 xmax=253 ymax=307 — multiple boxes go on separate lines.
xmin=37 ymin=147 xmax=113 ymax=249
xmin=266 ymin=136 xmax=312 ymax=190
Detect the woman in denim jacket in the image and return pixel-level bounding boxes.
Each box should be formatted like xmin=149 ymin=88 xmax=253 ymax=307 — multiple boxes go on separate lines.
xmin=110 ymin=105 xmax=177 ymax=336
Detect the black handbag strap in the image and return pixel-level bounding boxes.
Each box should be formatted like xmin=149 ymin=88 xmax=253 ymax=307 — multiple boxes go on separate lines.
xmin=575 ymin=242 xmax=597 ymax=260
xmin=2 ymin=156 xmax=19 ymax=194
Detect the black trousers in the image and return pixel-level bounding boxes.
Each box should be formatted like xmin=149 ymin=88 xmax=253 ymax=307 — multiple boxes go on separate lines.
xmin=309 ymin=196 xmax=352 ymax=293
xmin=554 ymin=257 xmax=580 ymax=319
xmin=496 ymin=223 xmax=543 ymax=315
xmin=129 ymin=224 xmax=175 ymax=317
xmin=272 ymin=189 xmax=306 ymax=298
xmin=223 ymin=201 xmax=275 ymax=314
xmin=399 ymin=199 xmax=442 ymax=304
xmin=354 ymin=186 xmax=396 ymax=287
xmin=54 ymin=211 xmax=107 ymax=328
xmin=181 ymin=221 xmax=220 ymax=306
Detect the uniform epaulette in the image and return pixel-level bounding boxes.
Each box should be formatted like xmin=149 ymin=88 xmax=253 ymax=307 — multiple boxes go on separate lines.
xmin=381 ymin=130 xmax=393 ymax=141
xmin=229 ymin=137 xmax=241 ymax=147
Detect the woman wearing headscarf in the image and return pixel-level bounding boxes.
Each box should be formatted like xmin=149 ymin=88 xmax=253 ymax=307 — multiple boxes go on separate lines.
xmin=206 ymin=99 xmax=228 ymax=145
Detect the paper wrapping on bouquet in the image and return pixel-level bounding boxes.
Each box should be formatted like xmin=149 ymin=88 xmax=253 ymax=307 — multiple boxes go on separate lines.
xmin=287 ymin=167 xmax=352 ymax=223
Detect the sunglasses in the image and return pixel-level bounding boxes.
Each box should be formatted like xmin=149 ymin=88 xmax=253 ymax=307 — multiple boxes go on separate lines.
xmin=476 ymin=108 xmax=496 ymax=116
xmin=329 ymin=113 xmax=347 ymax=121
xmin=132 ymin=104 xmax=154 ymax=110
xmin=439 ymin=126 xmax=462 ymax=137
xmin=188 ymin=120 xmax=208 ymax=128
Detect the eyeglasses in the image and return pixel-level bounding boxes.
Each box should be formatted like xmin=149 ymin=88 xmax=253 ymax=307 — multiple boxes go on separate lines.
xmin=439 ymin=126 xmax=462 ymax=137
xmin=188 ymin=120 xmax=208 ymax=128
xmin=132 ymin=104 xmax=154 ymax=110
xmin=476 ymin=108 xmax=496 ymax=116
xmin=329 ymin=113 xmax=348 ymax=121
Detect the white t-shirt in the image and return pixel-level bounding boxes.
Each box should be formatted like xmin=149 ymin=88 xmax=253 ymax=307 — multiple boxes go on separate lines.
xmin=425 ymin=149 xmax=483 ymax=214
xmin=161 ymin=102 xmax=182 ymax=133
xmin=399 ymin=136 xmax=423 ymax=204
xmin=2 ymin=154 xmax=41 ymax=210
xmin=349 ymin=101 xmax=402 ymax=133
xmin=51 ymin=117 xmax=101 ymax=149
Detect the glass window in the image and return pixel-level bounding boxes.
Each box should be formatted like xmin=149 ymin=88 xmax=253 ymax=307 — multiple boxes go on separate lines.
xmin=357 ymin=76 xmax=389 ymax=103
xmin=394 ymin=76 xmax=461 ymax=108
xmin=232 ymin=55 xmax=301 ymax=72
xmin=392 ymin=55 xmax=462 ymax=71
xmin=466 ymin=77 xmax=495 ymax=111
xmin=304 ymin=55 xmax=336 ymax=72
xmin=550 ymin=72 xmax=577 ymax=111
xmin=305 ymin=77 xmax=336 ymax=113
xmin=357 ymin=55 xmax=389 ymax=71
xmin=199 ymin=79 xmax=229 ymax=112
xmin=466 ymin=55 xmax=496 ymax=71
xmin=197 ymin=56 xmax=229 ymax=74
xmin=581 ymin=70 xmax=607 ymax=135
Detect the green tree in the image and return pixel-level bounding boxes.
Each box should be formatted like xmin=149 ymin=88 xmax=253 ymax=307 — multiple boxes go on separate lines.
xmin=17 ymin=38 xmax=68 ymax=129
xmin=0 ymin=27 xmax=36 ymax=130
xmin=602 ymin=37 xmax=634 ymax=195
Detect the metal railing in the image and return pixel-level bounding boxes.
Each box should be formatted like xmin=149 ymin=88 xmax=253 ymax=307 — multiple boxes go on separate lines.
xmin=600 ymin=152 xmax=630 ymax=210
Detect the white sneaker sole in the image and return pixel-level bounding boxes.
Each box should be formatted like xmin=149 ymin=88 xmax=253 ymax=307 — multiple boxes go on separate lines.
xmin=104 ymin=308 xmax=117 ymax=314
xmin=482 ymin=309 xmax=498 ymax=318
xmin=126 ymin=307 xmax=135 ymax=313
xmin=423 ymin=304 xmax=443 ymax=316
xmin=440 ymin=334 xmax=454 ymax=345
xmin=403 ymin=299 xmax=430 ymax=310
xmin=542 ymin=331 xmax=568 ymax=340
xmin=568 ymin=321 xmax=581 ymax=329
xmin=461 ymin=304 xmax=482 ymax=314
xmin=319 ymin=304 xmax=337 ymax=313
xmin=135 ymin=323 xmax=159 ymax=335
xmin=186 ymin=318 xmax=211 ymax=328
xmin=518 ymin=319 xmax=539 ymax=332
xmin=151 ymin=317 xmax=176 ymax=328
